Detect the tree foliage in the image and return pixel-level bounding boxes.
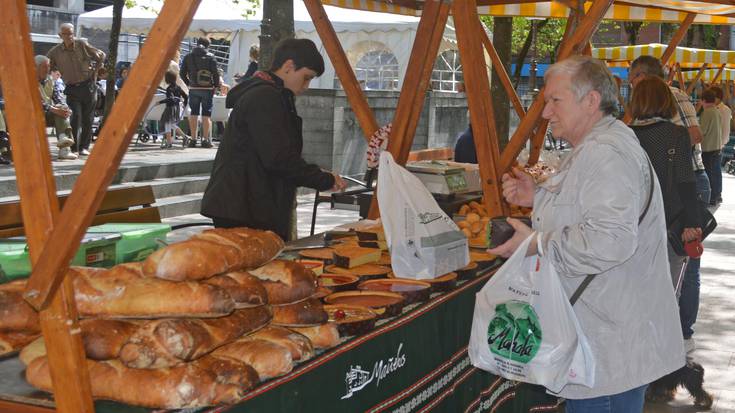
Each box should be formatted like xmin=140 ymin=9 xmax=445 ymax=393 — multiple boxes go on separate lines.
xmin=481 ymin=16 xmax=566 ymax=62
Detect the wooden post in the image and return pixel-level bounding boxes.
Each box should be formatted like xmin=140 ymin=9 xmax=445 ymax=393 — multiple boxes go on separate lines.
xmin=477 ymin=21 xmax=525 ymax=119
xmin=0 ymin=1 xmax=94 ymax=412
xmin=686 ymin=63 xmax=709 ymax=95
xmin=498 ymin=0 xmax=613 ymax=174
xmin=23 ymin=0 xmax=202 ymax=311
xmin=303 ymin=0 xmax=379 ymax=141
xmin=661 ymin=13 xmax=696 ymax=65
xmin=676 ymin=63 xmax=686 ymax=90
xmin=453 ymin=0 xmax=505 ymax=216
xmin=366 ymin=0 xmax=450 ymax=219
xmin=711 ymin=63 xmax=726 ymax=84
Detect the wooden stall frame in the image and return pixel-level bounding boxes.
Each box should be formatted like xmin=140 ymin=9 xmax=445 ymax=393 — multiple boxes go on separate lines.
xmin=478 ymin=25 xmax=526 ymax=119
xmin=686 ymin=63 xmax=709 ymax=95
xmin=661 ymin=13 xmax=697 ymax=65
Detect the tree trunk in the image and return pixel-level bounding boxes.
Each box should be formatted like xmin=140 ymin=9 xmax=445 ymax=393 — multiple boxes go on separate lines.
xmin=491 ymin=17 xmax=512 ymax=149
xmin=623 ymin=21 xmax=642 ymax=45
xmin=512 ymin=19 xmax=548 ymax=88
xmin=103 ymin=0 xmax=124 ymax=119
xmin=259 ymin=0 xmax=295 ymax=71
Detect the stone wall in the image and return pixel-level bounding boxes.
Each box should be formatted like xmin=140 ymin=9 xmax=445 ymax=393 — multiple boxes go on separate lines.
xmin=296 ymin=89 xmax=469 ymax=176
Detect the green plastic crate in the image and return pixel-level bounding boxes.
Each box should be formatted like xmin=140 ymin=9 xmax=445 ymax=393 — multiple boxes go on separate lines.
xmin=0 ymin=232 xmax=120 ymax=283
xmin=87 ymin=223 xmax=171 ymax=264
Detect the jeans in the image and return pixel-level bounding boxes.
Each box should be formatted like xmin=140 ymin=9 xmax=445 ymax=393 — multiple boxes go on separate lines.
xmin=679 ymin=170 xmax=711 ymax=339
xmin=701 ymin=150 xmax=722 ymax=202
xmin=65 ymin=81 xmax=97 ymax=152
xmin=565 ymin=385 xmax=648 ymax=413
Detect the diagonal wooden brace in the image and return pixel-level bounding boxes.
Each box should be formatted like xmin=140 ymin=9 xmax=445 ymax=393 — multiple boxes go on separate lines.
xmin=477 ymin=21 xmax=526 ymax=120
xmin=23 ymin=0 xmax=202 ymax=311
xmin=661 ymin=13 xmax=696 ymax=66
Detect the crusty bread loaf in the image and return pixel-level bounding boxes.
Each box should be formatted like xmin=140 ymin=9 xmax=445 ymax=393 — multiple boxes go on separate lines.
xmin=204 ymin=271 xmax=268 ymax=308
xmin=192 ymin=228 xmax=283 ymax=269
xmin=0 ymin=289 xmax=39 ymax=332
xmin=0 ymin=331 xmax=41 ymax=357
xmin=142 ymin=239 xmax=241 ymax=281
xmin=249 ymin=260 xmax=318 ymax=305
xmin=212 ymin=338 xmax=292 ymax=381
xmin=72 ymin=264 xmax=235 ymax=318
xmin=249 ymin=326 xmax=314 ymax=361
xmin=120 ymin=306 xmax=272 ymax=369
xmin=25 ymin=355 xmax=259 ymax=409
xmin=290 ymin=323 xmax=341 ymax=350
xmin=80 ymin=319 xmax=140 ymax=360
xmin=19 ymin=337 xmax=46 ymax=366
xmin=271 ymin=298 xmax=327 ymax=327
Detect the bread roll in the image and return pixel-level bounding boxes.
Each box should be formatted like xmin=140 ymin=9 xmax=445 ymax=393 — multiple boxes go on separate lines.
xmin=290 ymin=323 xmax=341 ymax=350
xmin=19 ymin=336 xmax=46 ymax=366
xmin=204 ymin=271 xmax=268 ymax=308
xmin=249 ymin=260 xmax=317 ymax=305
xmin=192 ymin=228 xmax=283 ymax=269
xmin=142 ymin=239 xmax=241 ymax=281
xmin=212 ymin=338 xmax=293 ymax=381
xmin=120 ymin=306 xmax=272 ymax=369
xmin=271 ymin=298 xmax=327 ymax=327
xmin=0 ymin=331 xmax=40 ymax=357
xmin=0 ymin=289 xmax=39 ymax=332
xmin=25 ymin=355 xmax=259 ymax=409
xmin=72 ymin=264 xmax=235 ymax=318
xmin=249 ymin=326 xmax=314 ymax=361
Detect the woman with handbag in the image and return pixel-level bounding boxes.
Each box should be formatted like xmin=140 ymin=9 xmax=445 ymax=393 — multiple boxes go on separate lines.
xmin=628 ymin=76 xmax=702 ymax=289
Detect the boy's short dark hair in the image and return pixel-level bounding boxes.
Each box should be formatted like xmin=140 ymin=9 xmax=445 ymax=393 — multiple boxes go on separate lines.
xmin=702 ymin=88 xmax=717 ymax=103
xmin=630 ymin=55 xmax=665 ymax=79
xmin=709 ymin=85 xmax=723 ymax=101
xmin=164 ymin=70 xmax=177 ymax=85
xmin=197 ymin=37 xmax=210 ymax=48
xmin=270 ymin=38 xmax=324 ymax=76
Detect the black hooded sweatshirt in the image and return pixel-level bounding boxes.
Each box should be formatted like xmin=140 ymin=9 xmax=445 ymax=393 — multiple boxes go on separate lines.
xmin=200 ymin=72 xmax=335 ymax=240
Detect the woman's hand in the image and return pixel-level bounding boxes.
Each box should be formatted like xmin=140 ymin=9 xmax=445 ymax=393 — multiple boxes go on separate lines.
xmin=501 ymin=167 xmax=536 ymax=207
xmin=681 ymin=227 xmax=702 ymax=243
xmin=487 ymin=217 xmax=535 ymax=258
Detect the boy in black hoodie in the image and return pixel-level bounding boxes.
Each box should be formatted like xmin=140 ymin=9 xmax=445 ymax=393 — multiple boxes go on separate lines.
xmin=201 ymin=39 xmax=346 ymax=241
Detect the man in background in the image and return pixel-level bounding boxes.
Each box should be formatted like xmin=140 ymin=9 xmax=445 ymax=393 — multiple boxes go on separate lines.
xmin=181 ymin=37 xmax=220 ymax=149
xmin=36 ymin=55 xmax=77 ymax=160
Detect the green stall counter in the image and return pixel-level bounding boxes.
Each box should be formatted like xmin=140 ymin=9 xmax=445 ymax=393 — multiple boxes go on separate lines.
xmin=87 ymin=223 xmax=171 ymax=264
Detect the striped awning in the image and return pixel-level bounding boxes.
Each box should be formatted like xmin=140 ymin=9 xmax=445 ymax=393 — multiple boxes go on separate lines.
xmin=321 ymin=0 xmax=735 ymax=24
xmin=592 ymin=43 xmax=735 ymax=65
xmin=680 ymin=68 xmax=735 ymax=81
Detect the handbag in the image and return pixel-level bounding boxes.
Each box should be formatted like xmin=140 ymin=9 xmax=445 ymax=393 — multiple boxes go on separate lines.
xmin=663 ymin=147 xmax=718 ymax=257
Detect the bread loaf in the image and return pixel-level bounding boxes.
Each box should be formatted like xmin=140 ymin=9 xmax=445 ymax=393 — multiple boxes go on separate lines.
xmin=142 ymin=239 xmax=242 ymax=281
xmin=0 ymin=289 xmax=39 ymax=332
xmin=290 ymin=323 xmax=341 ymax=350
xmin=72 ymin=264 xmax=235 ymax=318
xmin=204 ymin=271 xmax=268 ymax=308
xmin=25 ymin=355 xmax=259 ymax=409
xmin=249 ymin=260 xmax=317 ymax=304
xmin=120 ymin=306 xmax=272 ymax=369
xmin=192 ymin=227 xmax=283 ymax=269
xmin=249 ymin=326 xmax=314 ymax=361
xmin=19 ymin=337 xmax=46 ymax=366
xmin=212 ymin=338 xmax=293 ymax=380
xmin=271 ymin=298 xmax=327 ymax=327
xmin=80 ymin=319 xmax=140 ymax=360
xmin=0 ymin=331 xmax=41 ymax=357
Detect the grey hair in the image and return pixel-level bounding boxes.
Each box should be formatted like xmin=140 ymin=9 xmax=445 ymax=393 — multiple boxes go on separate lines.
xmin=34 ymin=55 xmax=50 ymax=66
xmin=544 ymin=55 xmax=619 ymax=116
xmin=59 ymin=23 xmax=74 ymax=32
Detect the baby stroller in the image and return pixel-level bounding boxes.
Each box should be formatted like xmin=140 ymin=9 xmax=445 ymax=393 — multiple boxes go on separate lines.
xmin=135 ymin=90 xmax=165 ymax=145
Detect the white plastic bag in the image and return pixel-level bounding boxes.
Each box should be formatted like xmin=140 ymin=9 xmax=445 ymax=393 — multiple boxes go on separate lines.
xmin=377 ymin=151 xmax=469 ymax=279
xmin=468 ymin=235 xmax=595 ymax=394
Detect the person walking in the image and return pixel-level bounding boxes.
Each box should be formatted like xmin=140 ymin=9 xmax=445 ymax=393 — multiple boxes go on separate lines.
xmin=47 ymin=23 xmax=105 ymax=156
xmin=700 ymin=88 xmax=722 ymax=207
xmin=181 ymin=37 xmax=219 ymax=149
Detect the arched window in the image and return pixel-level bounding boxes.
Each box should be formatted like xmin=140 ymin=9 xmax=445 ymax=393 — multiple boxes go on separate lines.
xmin=354 ymin=50 xmax=399 ymax=91
xmin=432 ymin=50 xmax=463 ymax=92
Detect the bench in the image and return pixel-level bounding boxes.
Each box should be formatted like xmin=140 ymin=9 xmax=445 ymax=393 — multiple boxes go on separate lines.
xmin=0 ymin=185 xmax=161 ymax=239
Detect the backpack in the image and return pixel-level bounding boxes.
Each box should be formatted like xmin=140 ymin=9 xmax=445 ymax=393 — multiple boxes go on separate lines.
xmin=191 ymin=53 xmax=215 ymax=87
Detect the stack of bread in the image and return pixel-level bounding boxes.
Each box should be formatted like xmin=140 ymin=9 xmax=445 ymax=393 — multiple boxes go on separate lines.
xmin=12 ymin=227 xmax=339 ymax=409
xmin=456 ymin=201 xmax=491 ymax=248
xmin=0 ymin=281 xmax=41 ymax=356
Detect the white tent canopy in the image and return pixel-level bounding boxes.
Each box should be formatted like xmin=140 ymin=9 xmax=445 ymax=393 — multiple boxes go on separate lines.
xmin=77 ymin=0 xmax=457 ymax=89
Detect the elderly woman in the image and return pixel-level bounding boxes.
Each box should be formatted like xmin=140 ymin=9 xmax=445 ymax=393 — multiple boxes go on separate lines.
xmin=489 ymin=56 xmax=684 ymax=412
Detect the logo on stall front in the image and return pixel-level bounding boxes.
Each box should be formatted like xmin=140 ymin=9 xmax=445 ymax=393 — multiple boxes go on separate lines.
xmin=487 ymin=300 xmax=541 ymax=363
xmin=342 ymin=343 xmax=407 ymax=399
xmin=418 ymin=212 xmax=444 ymax=225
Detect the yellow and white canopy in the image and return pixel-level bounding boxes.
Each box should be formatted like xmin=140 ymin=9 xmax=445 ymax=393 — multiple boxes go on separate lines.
xmin=592 ymin=43 xmax=735 ymax=67
xmin=681 ymin=68 xmax=735 ymax=82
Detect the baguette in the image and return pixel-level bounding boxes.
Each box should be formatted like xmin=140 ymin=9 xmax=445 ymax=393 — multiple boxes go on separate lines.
xmin=120 ymin=306 xmax=272 ymax=369
xmin=0 ymin=289 xmax=39 ymax=332
xmin=204 ymin=271 xmax=268 ymax=308
xmin=249 ymin=260 xmax=317 ymax=305
xmin=212 ymin=338 xmax=293 ymax=381
xmin=249 ymin=326 xmax=314 ymax=361
xmin=290 ymin=323 xmax=341 ymax=350
xmin=271 ymin=298 xmax=327 ymax=327
xmin=26 ymin=355 xmax=259 ymax=409
xmin=192 ymin=227 xmax=284 ymax=269
xmin=0 ymin=331 xmax=41 ymax=357
xmin=142 ymin=239 xmax=241 ymax=281
xmin=72 ymin=264 xmax=235 ymax=319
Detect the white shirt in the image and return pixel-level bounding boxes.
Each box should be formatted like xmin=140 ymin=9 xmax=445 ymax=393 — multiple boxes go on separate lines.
xmin=716 ymin=102 xmax=732 ymax=148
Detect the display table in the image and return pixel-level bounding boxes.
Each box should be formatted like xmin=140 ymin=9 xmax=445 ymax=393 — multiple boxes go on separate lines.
xmin=0 ymin=258 xmax=521 ymax=413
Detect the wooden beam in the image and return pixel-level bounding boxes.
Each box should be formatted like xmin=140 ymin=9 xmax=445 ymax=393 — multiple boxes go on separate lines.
xmin=367 ymin=0 xmax=450 ymax=219
xmin=686 ymin=63 xmax=709 ymax=95
xmin=527 ymin=119 xmax=549 ymax=165
xmin=23 ymin=0 xmax=201 ymax=311
xmin=453 ymin=0 xmax=505 ymax=217
xmin=304 ymin=0 xmax=378 ymax=141
xmin=666 ymin=63 xmax=677 ymax=84
xmin=0 ymin=2 xmax=94 ymax=412
xmin=661 ymin=13 xmax=696 ymax=65
xmin=711 ymin=63 xmax=726 ymax=84
xmin=478 ymin=20 xmax=526 ymax=119
xmin=499 ymin=0 xmax=613 ymax=174
xmin=676 ymin=63 xmax=686 ymax=90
